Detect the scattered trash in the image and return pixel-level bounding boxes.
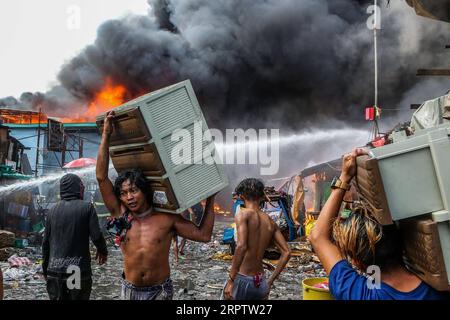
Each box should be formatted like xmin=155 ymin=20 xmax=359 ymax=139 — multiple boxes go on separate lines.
xmin=3 ymin=266 xmax=36 ymax=281
xmin=0 ymin=230 xmax=15 ymax=248
xmin=206 ymin=284 xmax=223 ymax=290
xmin=209 ymin=265 xmax=224 ymax=271
xmin=184 ymin=279 xmax=195 ymax=290
xmin=304 ymin=215 xmax=316 ymax=238
xmin=32 ymin=222 xmax=45 ymax=233
xmin=8 ymin=254 xmax=32 ymax=267
xmin=14 ymin=239 xmax=29 ymax=249
xmin=0 ymin=247 xmax=14 ymax=262
xmin=1 ymin=220 xmax=323 ymax=300
xmin=4 ymin=268 xmax=25 ymax=280
xmin=211 ymin=252 xmax=233 ymax=261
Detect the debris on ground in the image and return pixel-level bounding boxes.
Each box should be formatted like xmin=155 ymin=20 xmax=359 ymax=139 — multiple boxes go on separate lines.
xmin=8 ymin=254 xmax=32 ymax=267
xmin=211 ymin=252 xmax=233 ymax=261
xmin=2 ymin=219 xmax=326 ymax=300
xmin=0 ymin=230 xmax=15 ymax=248
xmin=0 ymin=247 xmax=15 ymax=261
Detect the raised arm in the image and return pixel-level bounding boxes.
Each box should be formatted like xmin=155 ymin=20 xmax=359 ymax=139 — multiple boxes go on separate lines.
xmin=224 ymin=209 xmax=250 ymax=300
xmin=309 ymin=148 xmax=367 ymax=274
xmin=174 ymin=194 xmax=217 ymax=242
xmin=96 ymin=111 xmax=121 ymax=218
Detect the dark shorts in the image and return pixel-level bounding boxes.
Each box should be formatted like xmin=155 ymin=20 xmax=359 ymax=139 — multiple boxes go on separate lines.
xmin=46 ymin=273 xmax=92 ymax=301
xmin=222 ymin=273 xmax=269 ymax=300
xmin=121 ymin=277 xmax=174 ymax=300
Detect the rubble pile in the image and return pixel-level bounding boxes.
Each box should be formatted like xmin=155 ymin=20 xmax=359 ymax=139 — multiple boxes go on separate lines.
xmin=0 ymin=247 xmax=14 ymax=262
xmin=0 ymin=230 xmax=15 ymax=248
xmin=0 ymin=230 xmax=16 ymax=261
xmin=0 ymin=246 xmax=46 ymax=300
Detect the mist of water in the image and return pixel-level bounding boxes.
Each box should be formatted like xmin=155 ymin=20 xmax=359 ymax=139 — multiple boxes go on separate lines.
xmin=215 ymin=128 xmax=369 ymax=152
xmin=214 ymin=127 xmax=370 ymax=207
xmin=0 ymin=166 xmax=98 ymax=196
xmin=1 ymin=128 xmax=370 ymax=205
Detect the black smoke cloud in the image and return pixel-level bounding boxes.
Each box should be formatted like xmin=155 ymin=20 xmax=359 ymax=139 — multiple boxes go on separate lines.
xmin=1 ymin=0 xmax=449 ymax=130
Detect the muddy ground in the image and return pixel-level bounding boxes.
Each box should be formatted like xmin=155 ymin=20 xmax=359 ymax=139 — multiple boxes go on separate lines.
xmin=1 ymin=218 xmax=326 ymax=300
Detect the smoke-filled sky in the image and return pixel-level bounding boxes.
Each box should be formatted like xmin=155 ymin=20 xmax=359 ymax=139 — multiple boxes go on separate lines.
xmin=1 ymin=0 xmax=448 ymax=132
xmin=1 ymin=0 xmax=449 ymax=208
xmin=0 ymin=0 xmax=148 ymax=97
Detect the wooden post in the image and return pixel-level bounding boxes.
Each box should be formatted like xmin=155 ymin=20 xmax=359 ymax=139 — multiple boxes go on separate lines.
xmin=79 ymin=136 xmax=83 ymax=159
xmin=61 ymin=134 xmax=68 ymax=168
xmin=35 ymin=108 xmax=41 ymax=178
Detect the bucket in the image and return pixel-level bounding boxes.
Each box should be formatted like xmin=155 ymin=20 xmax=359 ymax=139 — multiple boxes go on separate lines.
xmin=302 ymin=277 xmax=334 ymax=300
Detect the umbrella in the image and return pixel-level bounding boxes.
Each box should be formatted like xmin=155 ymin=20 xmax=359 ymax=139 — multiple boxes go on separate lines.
xmin=63 ymin=158 xmax=97 ymax=169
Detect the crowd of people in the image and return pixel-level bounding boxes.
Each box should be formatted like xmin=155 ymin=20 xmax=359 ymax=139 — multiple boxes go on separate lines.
xmin=0 ymin=112 xmax=448 ymax=301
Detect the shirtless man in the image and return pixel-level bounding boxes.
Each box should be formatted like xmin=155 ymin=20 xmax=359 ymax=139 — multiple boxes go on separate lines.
xmin=224 ymin=178 xmax=291 ymax=300
xmin=97 ymin=111 xmax=217 ymax=300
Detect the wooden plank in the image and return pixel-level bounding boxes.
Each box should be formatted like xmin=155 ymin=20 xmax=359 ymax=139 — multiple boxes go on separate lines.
xmin=417 ymin=69 xmax=450 ymax=76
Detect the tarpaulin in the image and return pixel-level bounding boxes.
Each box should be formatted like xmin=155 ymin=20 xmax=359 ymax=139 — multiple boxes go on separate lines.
xmin=411 ymin=93 xmax=450 ymax=131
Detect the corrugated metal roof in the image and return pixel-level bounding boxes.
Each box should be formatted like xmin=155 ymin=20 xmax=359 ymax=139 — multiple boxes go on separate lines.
xmin=300 ymin=158 xmax=341 ymax=178
xmin=0 ymin=165 xmax=32 ymax=180
xmin=4 ymin=123 xmax=98 ymax=129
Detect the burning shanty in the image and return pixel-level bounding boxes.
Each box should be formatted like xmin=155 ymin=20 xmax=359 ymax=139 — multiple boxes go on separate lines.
xmin=1 ymin=0 xmax=450 ymax=304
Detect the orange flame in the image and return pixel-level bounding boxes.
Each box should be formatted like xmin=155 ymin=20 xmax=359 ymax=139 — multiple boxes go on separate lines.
xmin=63 ymin=78 xmax=127 ymax=123
xmin=214 ymin=203 xmax=230 ymax=215
xmin=0 ymin=111 xmax=47 ymax=124
xmin=199 ymin=201 xmax=229 ymax=215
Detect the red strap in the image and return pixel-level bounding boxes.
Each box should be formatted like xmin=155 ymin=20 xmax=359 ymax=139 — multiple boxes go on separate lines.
xmin=253 ymin=273 xmax=263 ymax=288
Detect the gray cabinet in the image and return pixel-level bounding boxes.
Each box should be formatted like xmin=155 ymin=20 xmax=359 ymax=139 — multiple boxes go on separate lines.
xmin=97 ymin=80 xmax=228 ymax=214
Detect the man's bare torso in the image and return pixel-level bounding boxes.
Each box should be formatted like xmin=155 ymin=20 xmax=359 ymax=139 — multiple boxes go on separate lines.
xmin=120 ymin=212 xmax=176 ymax=286
xmin=238 ymin=208 xmax=275 ymax=276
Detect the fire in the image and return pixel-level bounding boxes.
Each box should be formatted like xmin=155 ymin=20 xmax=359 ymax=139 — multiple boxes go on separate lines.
xmin=214 ymin=202 xmax=231 ymax=215
xmin=87 ymin=79 xmax=127 ymax=120
xmin=214 ymin=203 xmax=222 ymax=213
xmin=0 ymin=109 xmax=48 ymax=125
xmin=63 ymin=78 xmax=127 ymax=123
xmin=200 ymin=200 xmax=230 ymax=215
xmin=0 ymin=78 xmax=128 ymax=124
